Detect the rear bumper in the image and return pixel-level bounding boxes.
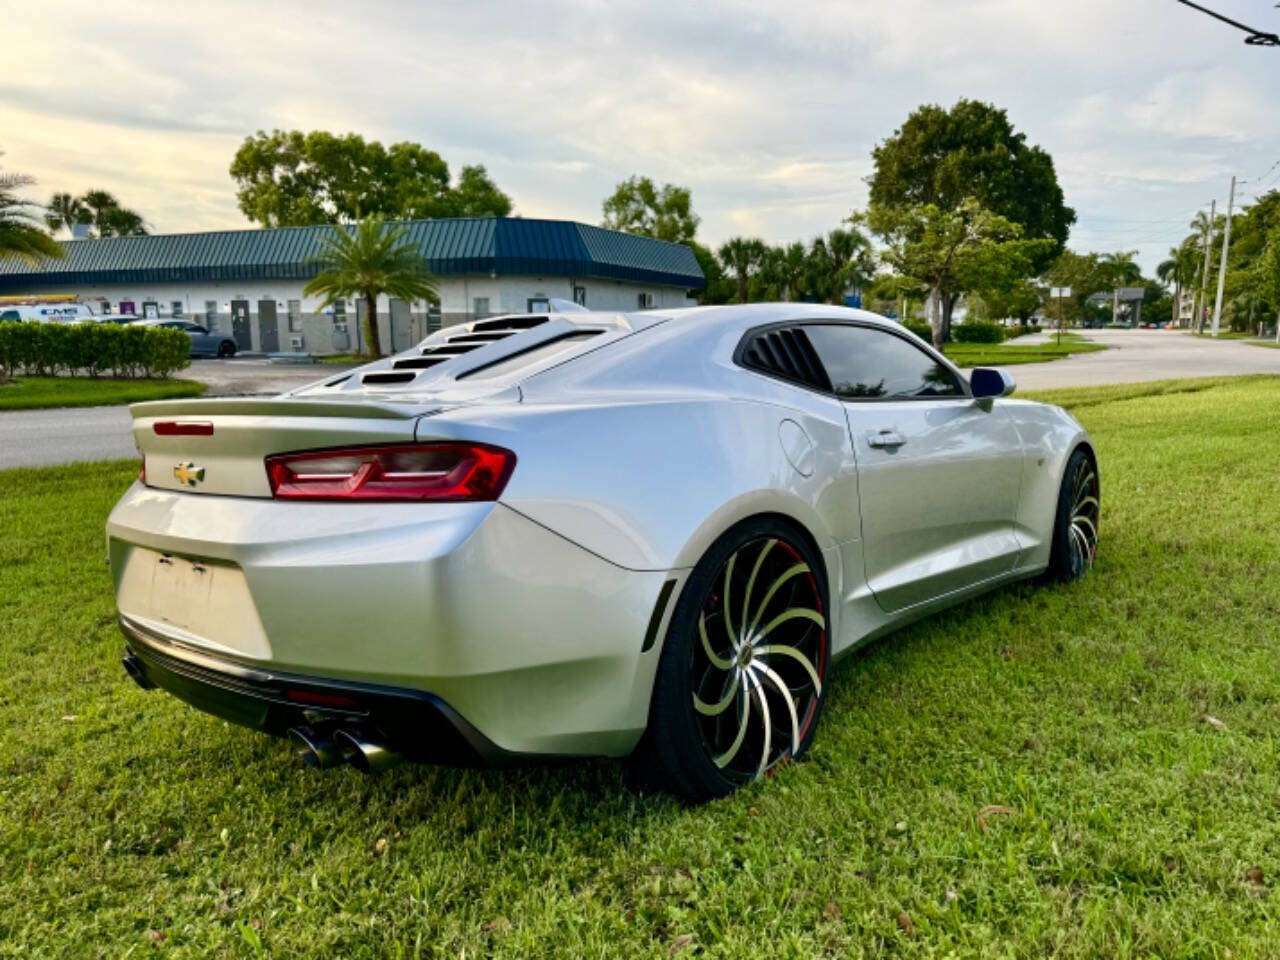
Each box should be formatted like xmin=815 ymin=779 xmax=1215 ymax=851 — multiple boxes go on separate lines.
xmin=106 ymin=482 xmax=676 ymax=757
xmin=120 ymin=613 xmax=510 ymax=765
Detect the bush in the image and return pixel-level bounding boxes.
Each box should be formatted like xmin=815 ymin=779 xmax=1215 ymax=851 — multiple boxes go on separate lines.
xmin=902 ymin=321 xmax=933 ymax=342
xmin=0 ymin=321 xmax=190 ymax=379
xmin=952 ymin=322 xmax=1005 ymax=344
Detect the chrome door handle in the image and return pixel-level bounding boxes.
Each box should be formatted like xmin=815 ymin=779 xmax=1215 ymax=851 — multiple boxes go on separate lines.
xmin=867 ymin=430 xmax=907 ymax=449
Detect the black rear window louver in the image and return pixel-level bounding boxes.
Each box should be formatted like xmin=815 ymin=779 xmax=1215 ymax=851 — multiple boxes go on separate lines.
xmin=473 ymin=316 xmax=549 ymax=333
xmin=361 ymin=371 xmax=418 ymax=385
xmin=740 ymin=328 xmax=832 ymax=392
xmin=392 ymin=355 xmax=450 ymax=370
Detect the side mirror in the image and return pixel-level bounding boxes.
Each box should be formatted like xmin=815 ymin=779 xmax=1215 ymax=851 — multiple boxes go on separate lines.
xmin=970 ymin=367 xmax=1016 ymax=401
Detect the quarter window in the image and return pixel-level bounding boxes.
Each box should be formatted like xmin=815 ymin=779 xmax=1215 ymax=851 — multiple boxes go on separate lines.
xmin=805 ymin=325 xmax=964 ymax=399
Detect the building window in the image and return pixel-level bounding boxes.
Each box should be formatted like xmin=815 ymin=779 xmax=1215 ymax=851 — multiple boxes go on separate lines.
xmin=287 ymin=299 xmax=302 ymax=332
xmin=573 ymin=285 xmax=587 ymax=307
xmin=527 ymin=297 xmax=550 ymax=313
xmin=637 ymin=292 xmax=654 ymax=310
xmin=171 ymin=300 xmax=184 ymax=319
xmin=332 ymin=300 xmax=347 ymax=326
xmin=142 ymin=301 xmax=159 ymax=319
xmin=101 ymin=302 xmax=113 ymax=316
xmin=204 ymin=300 xmax=217 ymax=324
xmin=120 ymin=300 xmax=136 ymax=316
xmin=473 ymin=297 xmax=490 ymax=318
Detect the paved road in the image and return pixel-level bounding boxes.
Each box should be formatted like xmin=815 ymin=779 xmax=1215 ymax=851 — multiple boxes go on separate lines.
xmin=1005 ymin=329 xmax=1280 ymax=391
xmin=5 ymin=333 xmax=1280 ymax=468
xmin=0 ymin=359 xmax=351 ymax=469
xmin=0 ymin=405 xmax=136 ymax=469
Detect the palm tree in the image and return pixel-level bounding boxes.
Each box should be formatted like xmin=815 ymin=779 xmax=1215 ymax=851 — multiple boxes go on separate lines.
xmin=303 ymin=216 xmax=439 ymax=358
xmin=98 ymin=207 xmax=148 ymax=237
xmin=45 ymin=192 xmax=89 ymax=234
xmin=1099 ymin=249 xmax=1142 ymax=288
xmin=78 ymin=189 xmax=147 ymax=237
xmin=777 ymin=241 xmax=808 ymax=301
xmin=0 ymin=153 xmax=62 ymax=265
xmin=717 ymin=237 xmax=767 ymax=304
xmin=810 ymin=227 xmax=874 ymax=305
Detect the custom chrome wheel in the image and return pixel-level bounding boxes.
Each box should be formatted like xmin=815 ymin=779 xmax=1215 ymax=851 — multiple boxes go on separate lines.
xmin=1045 ymin=448 xmax=1100 ymax=583
xmin=635 ymin=519 xmax=830 ymax=802
xmin=1068 ymin=455 xmax=1100 ymax=576
xmin=691 ymin=537 xmax=826 ymax=783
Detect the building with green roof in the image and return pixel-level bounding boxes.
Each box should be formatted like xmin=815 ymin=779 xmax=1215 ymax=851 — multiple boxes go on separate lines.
xmin=0 ymin=217 xmax=705 ymax=355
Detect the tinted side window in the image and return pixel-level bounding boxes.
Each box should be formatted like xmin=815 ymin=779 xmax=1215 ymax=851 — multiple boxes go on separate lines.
xmin=806 ymin=325 xmax=964 ymax=399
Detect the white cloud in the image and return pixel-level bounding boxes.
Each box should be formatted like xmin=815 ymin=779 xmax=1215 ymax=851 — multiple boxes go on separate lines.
xmin=2 ymin=0 xmax=1277 ymax=274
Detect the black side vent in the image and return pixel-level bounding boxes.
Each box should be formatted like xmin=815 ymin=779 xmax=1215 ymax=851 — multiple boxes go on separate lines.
xmin=473 ymin=316 xmax=550 ymax=333
xmin=392 ymin=355 xmax=450 ymax=370
xmin=325 ymin=374 xmax=352 ymax=388
xmin=740 ymin=328 xmax=832 ymax=392
xmin=361 ymin=371 xmax=418 ymax=385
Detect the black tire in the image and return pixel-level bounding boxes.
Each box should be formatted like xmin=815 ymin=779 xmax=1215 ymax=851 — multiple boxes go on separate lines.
xmin=632 ymin=517 xmax=830 ymax=803
xmin=1044 ymin=448 xmax=1100 ymax=582
xmin=217 ymin=340 xmax=236 ymax=358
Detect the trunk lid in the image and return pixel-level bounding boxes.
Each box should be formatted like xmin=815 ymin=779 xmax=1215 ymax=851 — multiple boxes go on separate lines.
xmin=132 ymin=397 xmax=430 ymax=498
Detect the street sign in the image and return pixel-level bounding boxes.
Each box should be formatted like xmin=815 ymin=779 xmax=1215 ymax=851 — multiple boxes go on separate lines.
xmin=1050 ymin=287 xmax=1072 ymax=298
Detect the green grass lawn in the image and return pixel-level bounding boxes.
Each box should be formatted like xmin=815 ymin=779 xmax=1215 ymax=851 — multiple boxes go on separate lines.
xmin=944 ymin=335 xmax=1106 ymax=368
xmin=0 ymin=376 xmax=206 ymax=411
xmin=4 ymin=377 xmax=1280 ymax=956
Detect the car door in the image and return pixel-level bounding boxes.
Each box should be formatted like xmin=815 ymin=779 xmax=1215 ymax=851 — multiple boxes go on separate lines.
xmin=805 ymin=323 xmax=1024 ymax=614
xmin=185 ymin=323 xmax=215 ymax=355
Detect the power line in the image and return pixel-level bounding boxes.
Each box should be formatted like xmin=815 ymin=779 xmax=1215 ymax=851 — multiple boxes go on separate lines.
xmin=1174 ymin=0 xmax=1280 ymax=45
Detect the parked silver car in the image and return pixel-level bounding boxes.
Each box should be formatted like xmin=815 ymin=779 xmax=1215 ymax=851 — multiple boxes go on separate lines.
xmin=108 ymin=304 xmax=1099 ymax=801
xmin=135 ymin=319 xmax=238 ymax=358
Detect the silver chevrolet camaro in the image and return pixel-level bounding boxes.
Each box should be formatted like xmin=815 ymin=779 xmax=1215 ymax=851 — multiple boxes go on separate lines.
xmin=109 ymin=303 xmax=1099 ymax=801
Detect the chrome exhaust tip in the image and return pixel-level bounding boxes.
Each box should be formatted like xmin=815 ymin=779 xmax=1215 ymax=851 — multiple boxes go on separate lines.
xmin=288 ymin=725 xmax=343 ymax=769
xmin=121 ymin=653 xmax=155 ymax=690
xmin=333 ymin=727 xmax=404 ymax=775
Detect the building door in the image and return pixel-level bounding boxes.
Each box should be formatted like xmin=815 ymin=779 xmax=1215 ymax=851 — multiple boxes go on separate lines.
xmin=230 ymin=300 xmax=252 ymax=351
xmin=258 ymin=300 xmax=279 ymax=353
xmin=389 ymin=298 xmax=412 ymax=352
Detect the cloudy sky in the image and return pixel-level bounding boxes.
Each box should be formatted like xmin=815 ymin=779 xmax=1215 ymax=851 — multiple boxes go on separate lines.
xmin=3 ymin=0 xmax=1278 ymax=272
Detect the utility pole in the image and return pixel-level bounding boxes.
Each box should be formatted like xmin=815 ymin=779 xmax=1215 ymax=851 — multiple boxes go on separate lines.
xmin=1195 ymin=199 xmax=1216 ymax=335
xmin=1211 ymin=176 xmax=1237 ymax=337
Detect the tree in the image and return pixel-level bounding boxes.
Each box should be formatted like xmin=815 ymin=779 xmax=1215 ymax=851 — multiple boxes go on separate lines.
xmin=1098 ymin=250 xmax=1142 ymax=288
xmin=0 ymin=152 xmax=63 ymax=265
xmin=601 ymin=176 xmax=700 ymax=245
xmin=231 ymin=130 xmax=512 ymax=228
xmin=62 ymin=189 xmax=149 ymax=237
xmin=756 ymin=241 xmax=809 ymax=302
xmin=45 ymin=192 xmax=89 ymax=233
xmin=689 ymin=241 xmax=733 ymax=305
xmin=868 ymin=199 xmax=1051 ymax=346
xmin=806 ymin=227 xmax=875 ymax=305
xmin=868 ymin=99 xmax=1075 ymax=272
xmin=717 ymin=237 xmax=767 ymax=304
xmin=302 ymin=217 xmax=440 ymax=358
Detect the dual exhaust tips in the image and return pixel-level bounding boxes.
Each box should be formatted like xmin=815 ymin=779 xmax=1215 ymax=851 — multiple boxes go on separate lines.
xmin=289 ymin=724 xmax=403 ymax=775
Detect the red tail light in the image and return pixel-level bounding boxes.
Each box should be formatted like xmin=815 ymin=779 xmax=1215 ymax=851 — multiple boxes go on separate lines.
xmin=265 ymin=442 xmax=516 ymax=502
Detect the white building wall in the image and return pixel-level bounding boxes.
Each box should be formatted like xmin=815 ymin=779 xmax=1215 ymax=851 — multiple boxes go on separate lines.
xmin=44 ymin=275 xmax=697 ymax=355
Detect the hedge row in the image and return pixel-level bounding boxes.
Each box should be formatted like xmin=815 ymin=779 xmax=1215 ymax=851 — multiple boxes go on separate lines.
xmin=951 ymin=322 xmax=1005 ymax=344
xmin=0 ymin=321 xmax=191 ymax=379
xmin=1006 ymin=323 xmax=1043 ymax=339
xmin=902 ymin=321 xmax=1009 ymax=344
xmin=902 ymin=321 xmax=933 ymax=342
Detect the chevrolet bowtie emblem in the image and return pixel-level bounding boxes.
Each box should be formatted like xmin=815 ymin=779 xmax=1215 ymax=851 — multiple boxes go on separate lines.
xmin=173 ymin=462 xmax=206 ymax=486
